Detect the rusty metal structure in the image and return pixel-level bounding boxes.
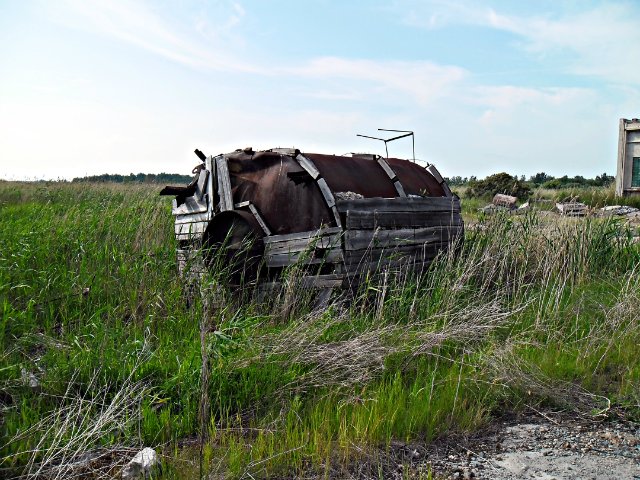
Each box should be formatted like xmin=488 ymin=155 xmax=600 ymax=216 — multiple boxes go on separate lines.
xmin=160 ymin=145 xmax=463 ymax=291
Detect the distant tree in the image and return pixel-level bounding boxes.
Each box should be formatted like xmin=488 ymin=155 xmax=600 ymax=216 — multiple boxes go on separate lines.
xmin=529 ymin=172 xmax=555 ymax=185
xmin=72 ymin=173 xmax=193 ymax=184
xmin=467 ymin=172 xmax=531 ymax=199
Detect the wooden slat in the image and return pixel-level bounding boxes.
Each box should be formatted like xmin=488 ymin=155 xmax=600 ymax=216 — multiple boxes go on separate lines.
xmin=346 ymin=210 xmax=463 ymax=229
xmin=175 ymin=221 xmax=208 ymax=236
xmin=265 ymin=233 xmax=341 ymax=256
xmin=232 ymin=201 xmax=272 ymax=235
xmin=426 ymin=164 xmax=444 ymax=183
xmin=256 ymin=274 xmax=344 ymax=291
xmin=175 ymin=211 xmax=210 ymax=224
xmin=205 ymin=157 xmax=215 ymax=220
xmin=330 ymin=205 xmax=342 ymax=228
xmin=248 ymin=204 xmax=272 ymax=236
xmin=295 ymin=154 xmax=320 ymax=179
xmin=300 ymin=274 xmax=344 ymax=288
xmin=263 ymin=227 xmax=342 ymax=245
xmin=377 ymin=157 xmax=407 ymax=197
xmin=172 ymin=195 xmax=208 ymax=215
xmin=317 ymin=178 xmax=336 ymax=208
xmin=393 ymin=180 xmax=407 ymax=197
xmin=265 ymin=247 xmax=343 ymax=268
xmin=346 ymin=255 xmax=435 ymax=275
xmin=216 ymin=156 xmax=233 ymax=211
xmin=196 ymin=169 xmax=209 ymax=200
xmin=344 ymin=226 xmax=459 ymax=251
xmin=336 ymin=196 xmax=460 ymax=213
xmin=377 ymin=157 xmax=398 ymax=180
xmin=344 ymin=242 xmax=446 ymax=265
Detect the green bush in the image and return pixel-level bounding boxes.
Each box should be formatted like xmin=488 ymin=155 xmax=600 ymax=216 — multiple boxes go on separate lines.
xmin=466 ymin=172 xmax=531 ymax=199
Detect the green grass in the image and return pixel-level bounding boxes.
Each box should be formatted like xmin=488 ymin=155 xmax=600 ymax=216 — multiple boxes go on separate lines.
xmin=1 ymin=180 xmax=639 ymax=479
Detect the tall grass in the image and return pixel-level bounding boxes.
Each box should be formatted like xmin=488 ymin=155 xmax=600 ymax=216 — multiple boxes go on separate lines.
xmin=1 ymin=181 xmax=639 ymax=479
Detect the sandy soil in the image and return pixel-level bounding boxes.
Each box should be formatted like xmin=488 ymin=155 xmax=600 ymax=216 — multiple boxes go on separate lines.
xmin=391 ymin=410 xmax=640 ymax=480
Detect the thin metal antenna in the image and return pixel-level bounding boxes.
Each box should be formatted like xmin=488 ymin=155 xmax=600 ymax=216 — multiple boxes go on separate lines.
xmin=378 ymin=129 xmax=414 ymax=162
xmin=356 ymin=134 xmax=389 ymax=157
xmin=356 ymin=129 xmax=415 ymax=161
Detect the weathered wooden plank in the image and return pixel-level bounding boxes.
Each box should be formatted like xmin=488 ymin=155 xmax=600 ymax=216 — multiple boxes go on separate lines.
xmin=344 ymin=243 xmax=446 ymax=265
xmin=172 ymin=195 xmax=208 ymax=215
xmin=426 ymin=164 xmax=444 ymax=184
xmin=256 ymin=274 xmax=344 ymax=291
xmin=205 ymin=157 xmax=215 ymax=220
xmin=265 ymin=247 xmax=343 ymax=268
xmin=393 ymin=180 xmax=407 ymax=197
xmin=377 ymin=157 xmax=397 ymax=180
xmin=317 ymin=178 xmax=336 ymax=208
xmin=175 ymin=211 xmax=210 ymax=224
xmin=265 ymin=233 xmax=341 ymax=256
xmin=216 ymin=156 xmax=233 ymax=211
xmin=175 ymin=221 xmax=208 ymax=236
xmin=295 ymin=154 xmax=320 ymax=179
xmin=248 ymin=204 xmax=272 ymax=236
xmin=233 ymin=201 xmax=272 ymax=235
xmin=330 ymin=205 xmax=343 ymax=228
xmin=344 ymin=257 xmax=438 ymax=275
xmin=196 ymin=169 xmax=209 ymax=200
xmin=263 ymin=227 xmax=342 ymax=245
xmin=344 ymin=226 xmax=459 ymax=251
xmin=336 ymin=196 xmax=461 ymax=213
xmin=300 ymin=274 xmax=344 ymax=288
xmin=346 ymin=210 xmax=463 ymax=229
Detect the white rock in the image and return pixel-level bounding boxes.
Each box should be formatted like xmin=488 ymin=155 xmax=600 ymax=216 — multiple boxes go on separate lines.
xmin=122 ymin=447 xmax=158 ymax=480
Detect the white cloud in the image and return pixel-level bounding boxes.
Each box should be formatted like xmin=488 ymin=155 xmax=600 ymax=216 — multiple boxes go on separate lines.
xmin=287 ymin=57 xmax=467 ymax=105
xmin=399 ymin=0 xmax=640 ymax=86
xmin=46 ymin=0 xmax=258 ymax=73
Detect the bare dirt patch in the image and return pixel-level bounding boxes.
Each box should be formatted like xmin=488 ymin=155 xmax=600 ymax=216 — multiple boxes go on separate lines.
xmin=391 ymin=410 xmax=640 ymax=479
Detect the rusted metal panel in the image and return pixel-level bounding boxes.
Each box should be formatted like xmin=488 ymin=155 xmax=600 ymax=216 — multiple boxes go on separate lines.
xmin=307 ymin=153 xmax=399 ymax=198
xmin=388 ymin=158 xmax=446 ymax=197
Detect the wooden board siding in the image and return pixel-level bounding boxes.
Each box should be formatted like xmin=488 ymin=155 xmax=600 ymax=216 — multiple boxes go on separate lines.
xmin=264 ymin=227 xmax=343 ymax=268
xmin=216 ymin=156 xmax=233 ymax=211
xmin=265 ymin=247 xmax=343 ymax=268
xmin=336 ymin=196 xmax=460 ymax=213
xmin=345 ymin=210 xmax=462 ymax=229
xmin=172 ymin=195 xmax=208 ymax=215
xmin=175 ymin=221 xmax=208 ymax=240
xmin=344 ymin=226 xmax=459 ymax=251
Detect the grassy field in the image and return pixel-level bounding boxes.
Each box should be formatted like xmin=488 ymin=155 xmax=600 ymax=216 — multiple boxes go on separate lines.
xmin=1 ymin=180 xmax=639 ymax=479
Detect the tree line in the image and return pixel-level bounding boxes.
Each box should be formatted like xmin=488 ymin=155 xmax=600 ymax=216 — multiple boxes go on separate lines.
xmin=444 ymin=172 xmax=615 ymax=199
xmin=71 ymin=173 xmax=193 ymax=184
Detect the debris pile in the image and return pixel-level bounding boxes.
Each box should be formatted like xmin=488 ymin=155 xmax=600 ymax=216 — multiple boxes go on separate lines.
xmin=599 ymin=205 xmax=639 ymax=216
xmin=555 ymin=200 xmax=588 ymax=217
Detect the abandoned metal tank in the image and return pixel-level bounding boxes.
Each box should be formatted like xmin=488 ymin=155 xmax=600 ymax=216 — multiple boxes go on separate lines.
xmin=160 ymin=147 xmax=463 ymax=290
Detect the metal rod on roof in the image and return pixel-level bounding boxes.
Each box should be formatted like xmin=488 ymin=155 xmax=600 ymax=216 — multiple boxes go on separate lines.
xmin=356 ymin=134 xmax=389 ymax=158
xmin=378 ymin=129 xmax=415 ymax=162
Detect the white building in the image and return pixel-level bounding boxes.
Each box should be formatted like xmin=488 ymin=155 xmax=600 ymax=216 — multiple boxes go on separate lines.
xmin=616 ymin=118 xmax=640 ymax=197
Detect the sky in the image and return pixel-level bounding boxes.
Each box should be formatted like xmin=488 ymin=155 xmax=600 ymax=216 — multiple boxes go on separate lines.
xmin=1 ymin=0 xmax=638 ymax=180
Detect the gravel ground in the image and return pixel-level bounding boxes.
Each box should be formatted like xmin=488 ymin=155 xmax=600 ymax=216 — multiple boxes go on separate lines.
xmin=386 ymin=410 xmax=640 ymax=480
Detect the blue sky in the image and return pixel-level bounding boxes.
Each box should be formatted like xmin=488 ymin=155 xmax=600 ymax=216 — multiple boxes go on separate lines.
xmin=1 ymin=0 xmax=638 ymax=180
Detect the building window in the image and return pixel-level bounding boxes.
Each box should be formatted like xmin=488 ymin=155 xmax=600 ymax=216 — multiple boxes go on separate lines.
xmin=633 ymin=157 xmax=640 ymax=188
